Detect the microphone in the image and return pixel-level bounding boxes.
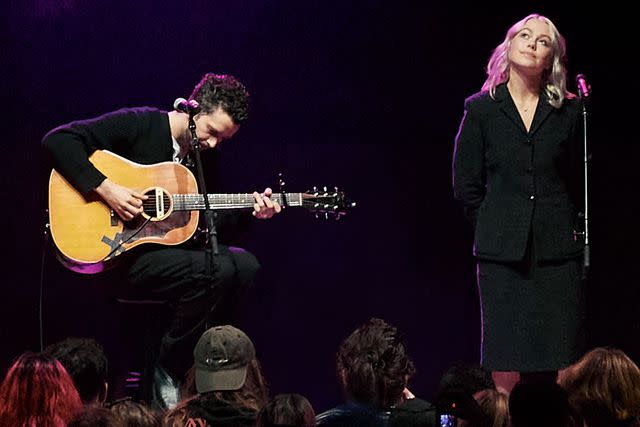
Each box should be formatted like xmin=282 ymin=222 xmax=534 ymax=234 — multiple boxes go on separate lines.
xmin=173 ymin=97 xmax=202 ymax=114
xmin=576 ymin=74 xmax=591 ymax=99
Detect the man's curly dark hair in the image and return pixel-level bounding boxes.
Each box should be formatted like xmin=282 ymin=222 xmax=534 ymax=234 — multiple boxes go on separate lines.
xmin=189 ymin=73 xmax=250 ymax=124
xmin=337 ymin=318 xmax=416 ymax=409
xmin=43 ymin=337 xmax=108 ymax=404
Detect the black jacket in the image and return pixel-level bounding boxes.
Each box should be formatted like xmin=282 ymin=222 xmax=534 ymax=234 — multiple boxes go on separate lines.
xmin=453 ymin=84 xmax=583 ymax=262
xmin=41 ymin=107 xmax=251 ymax=245
xmin=42 ymin=107 xmax=173 ymax=196
xmin=180 ymin=398 xmax=256 ymax=427
xmin=316 ymin=399 xmax=435 ymax=427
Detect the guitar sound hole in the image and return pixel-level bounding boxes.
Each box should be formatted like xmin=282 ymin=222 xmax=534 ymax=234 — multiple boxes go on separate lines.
xmin=141 ymin=190 xmax=172 ymax=219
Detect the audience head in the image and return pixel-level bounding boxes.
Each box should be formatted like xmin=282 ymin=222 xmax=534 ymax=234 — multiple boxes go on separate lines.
xmin=109 ymin=398 xmax=161 ymax=427
xmin=67 ymin=404 xmax=117 ymax=427
xmin=437 ymin=363 xmax=495 ymax=396
xmin=470 ymin=389 xmax=509 ymax=427
xmin=509 ymin=381 xmax=571 ymax=427
xmin=255 ymin=393 xmax=316 ymax=427
xmin=558 ymin=346 xmax=640 ymax=427
xmin=194 ymin=324 xmax=256 ymax=393
xmin=165 ymin=325 xmax=269 ymax=427
xmin=0 ymin=351 xmax=83 ymax=427
xmin=336 ymin=317 xmax=416 ymax=409
xmin=190 ymin=324 xmax=268 ymax=407
xmin=196 ymin=325 xmax=268 ymax=407
xmin=434 ymin=363 xmax=497 ymax=427
xmin=43 ymin=336 xmax=108 ymax=404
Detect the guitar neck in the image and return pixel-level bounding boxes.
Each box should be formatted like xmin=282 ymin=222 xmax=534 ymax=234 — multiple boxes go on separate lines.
xmin=173 ymin=193 xmax=303 ymax=211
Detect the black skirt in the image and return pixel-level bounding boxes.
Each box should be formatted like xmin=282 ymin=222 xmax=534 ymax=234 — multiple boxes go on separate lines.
xmin=477 ymin=247 xmax=585 ymax=372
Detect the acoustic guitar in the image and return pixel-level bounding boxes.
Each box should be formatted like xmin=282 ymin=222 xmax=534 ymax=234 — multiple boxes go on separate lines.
xmin=48 ymin=150 xmax=352 ymax=274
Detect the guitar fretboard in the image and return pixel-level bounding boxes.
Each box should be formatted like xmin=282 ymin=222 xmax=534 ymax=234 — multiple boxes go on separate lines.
xmin=172 ymin=193 xmax=303 ymax=211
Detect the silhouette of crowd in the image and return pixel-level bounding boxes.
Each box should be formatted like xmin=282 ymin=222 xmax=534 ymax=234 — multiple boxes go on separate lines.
xmin=2 ymin=320 xmax=639 ymax=426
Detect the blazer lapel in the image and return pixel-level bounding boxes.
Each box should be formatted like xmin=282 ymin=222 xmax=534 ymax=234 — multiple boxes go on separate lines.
xmin=496 ymin=84 xmax=528 ymax=135
xmin=496 ymin=83 xmax=555 ymax=136
xmin=528 ymin=98 xmax=554 ymax=136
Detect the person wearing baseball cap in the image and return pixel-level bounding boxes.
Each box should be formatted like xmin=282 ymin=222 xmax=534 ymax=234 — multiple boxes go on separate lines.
xmin=194 ymin=325 xmax=257 ymax=393
xmin=164 ymin=325 xmax=269 ymax=427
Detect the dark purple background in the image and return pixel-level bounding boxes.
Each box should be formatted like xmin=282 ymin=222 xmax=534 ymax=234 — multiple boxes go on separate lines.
xmin=3 ymin=0 xmax=639 ymax=411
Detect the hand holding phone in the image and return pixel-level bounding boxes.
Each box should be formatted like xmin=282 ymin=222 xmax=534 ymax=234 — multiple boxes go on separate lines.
xmin=438 ymin=413 xmax=457 ymax=427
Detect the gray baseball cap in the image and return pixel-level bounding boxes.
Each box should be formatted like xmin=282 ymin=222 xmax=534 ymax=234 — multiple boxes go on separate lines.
xmin=194 ymin=325 xmax=256 ymax=393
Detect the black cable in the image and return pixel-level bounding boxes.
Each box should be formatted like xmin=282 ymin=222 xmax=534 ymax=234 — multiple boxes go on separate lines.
xmin=102 ymin=217 xmax=152 ymax=261
xmin=39 ymin=217 xmax=50 ymax=352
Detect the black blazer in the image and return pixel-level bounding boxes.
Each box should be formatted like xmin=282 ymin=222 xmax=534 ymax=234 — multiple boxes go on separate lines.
xmin=453 ymin=84 xmax=583 ymax=262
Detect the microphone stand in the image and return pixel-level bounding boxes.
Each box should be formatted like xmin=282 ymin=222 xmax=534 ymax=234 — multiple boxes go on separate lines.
xmin=579 ymin=94 xmax=590 ymax=280
xmin=188 ymin=113 xmax=218 ymax=277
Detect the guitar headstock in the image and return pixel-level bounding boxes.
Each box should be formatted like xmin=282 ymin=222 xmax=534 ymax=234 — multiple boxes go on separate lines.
xmin=301 ymin=186 xmax=356 ymax=219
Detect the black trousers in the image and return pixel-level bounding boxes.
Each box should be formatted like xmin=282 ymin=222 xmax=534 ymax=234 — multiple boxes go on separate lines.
xmin=120 ymin=244 xmax=260 ymax=382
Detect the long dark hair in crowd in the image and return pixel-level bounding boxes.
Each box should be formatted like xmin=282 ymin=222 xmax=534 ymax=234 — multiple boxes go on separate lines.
xmin=165 ymin=357 xmax=269 ymax=426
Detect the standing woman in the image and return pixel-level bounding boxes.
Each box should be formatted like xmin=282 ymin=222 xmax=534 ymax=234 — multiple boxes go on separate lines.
xmin=453 ymin=13 xmax=585 ymax=391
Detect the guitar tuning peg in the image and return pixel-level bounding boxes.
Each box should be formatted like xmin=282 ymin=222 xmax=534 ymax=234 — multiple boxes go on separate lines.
xmin=335 ymin=214 xmax=341 ymax=221
xmin=315 ymin=212 xmax=320 ymax=219
xmin=325 ymin=212 xmax=329 ymax=220
xmin=312 ymin=186 xmax=318 ymax=193
xmin=323 ymin=186 xmax=328 ymax=192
